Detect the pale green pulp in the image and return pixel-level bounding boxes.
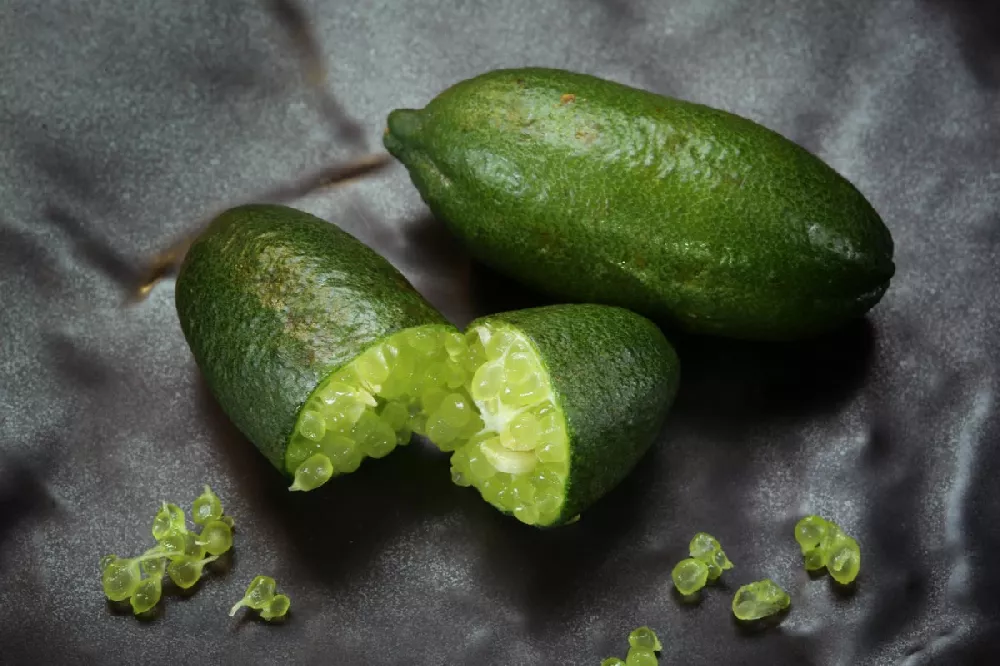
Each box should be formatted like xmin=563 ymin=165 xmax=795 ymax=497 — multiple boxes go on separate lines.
xmin=286 ymin=325 xmax=478 ymax=491
xmin=287 ymin=321 xmax=573 ymax=526
xmin=443 ymin=323 xmax=571 ymax=526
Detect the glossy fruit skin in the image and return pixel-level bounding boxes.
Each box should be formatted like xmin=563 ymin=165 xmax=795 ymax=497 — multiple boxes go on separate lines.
xmin=175 ymin=204 xmax=447 ymax=469
xmin=474 ymin=304 xmax=680 ymax=522
xmin=385 ymin=68 xmax=895 ymax=341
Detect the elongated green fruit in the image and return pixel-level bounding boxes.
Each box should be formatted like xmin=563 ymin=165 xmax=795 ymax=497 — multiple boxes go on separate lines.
xmin=385 ymin=68 xmax=895 ymax=341
xmin=432 ymin=304 xmax=679 ymax=526
xmin=176 ymin=204 xmax=458 ymax=487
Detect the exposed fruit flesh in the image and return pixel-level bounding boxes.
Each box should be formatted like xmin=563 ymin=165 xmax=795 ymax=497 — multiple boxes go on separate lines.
xmin=285 ymin=324 xmax=477 ymax=491
xmin=286 ymin=321 xmax=572 ymax=526
xmin=436 ymin=322 xmax=571 ymax=527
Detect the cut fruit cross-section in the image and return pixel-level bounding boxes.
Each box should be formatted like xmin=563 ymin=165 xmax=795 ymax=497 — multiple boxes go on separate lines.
xmin=285 ymin=324 xmax=481 ymax=491
xmin=441 ymin=322 xmax=570 ymax=526
xmin=425 ymin=304 xmax=680 ymax=528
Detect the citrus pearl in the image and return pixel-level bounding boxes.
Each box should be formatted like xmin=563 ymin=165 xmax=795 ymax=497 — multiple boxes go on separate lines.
xmin=290 ymin=453 xmax=333 ymax=492
xmin=379 ymin=402 xmax=409 ymax=430
xmin=504 ymin=352 xmax=536 ymax=385
xmin=534 ymin=492 xmax=561 ymax=522
xmin=794 ymin=515 xmax=829 ymax=553
xmin=444 ymin=331 xmax=467 ymax=357
xmin=356 ymin=349 xmax=390 ymax=386
xmin=192 ymin=485 xmax=224 ymax=525
xmin=536 ymin=442 xmax=567 ymax=463
xmin=167 ymin=555 xmax=217 ymax=589
xmin=628 ymin=626 xmax=661 ymax=651
xmin=229 ymin=575 xmax=277 ymax=616
xmin=141 ymin=556 xmax=166 ymax=578
xmin=467 ymin=451 xmax=496 ymax=481
xmin=199 ymin=520 xmax=234 ymax=556
xmin=130 ymin=577 xmax=162 ymax=615
xmin=421 ymin=386 xmax=449 ymax=414
xmin=484 ymin=329 xmax=516 ymax=360
xmin=828 ymin=538 xmax=861 ymax=584
xmin=501 ymin=375 xmax=544 ymax=407
xmin=471 ymin=363 xmax=505 ymax=401
xmin=514 ymin=503 xmax=540 ymax=525
xmin=437 ymin=393 xmax=473 ymax=429
xmin=625 ymin=648 xmax=657 ymax=666
xmin=297 ymin=410 xmax=326 ymax=441
xmin=365 ymin=420 xmax=397 ymax=459
xmin=425 ymin=413 xmax=458 ymax=449
xmin=731 ymin=579 xmax=790 ymax=621
xmin=510 ymin=412 xmax=542 ymax=449
xmin=151 ymin=503 xmax=186 ymax=541
xmin=261 ymin=594 xmax=291 ymax=621
xmin=671 ymin=558 xmax=709 ymax=595
xmin=102 ymin=557 xmax=141 ymax=601
xmin=407 ymin=328 xmax=440 ymax=355
xmin=444 ymin=361 xmax=467 ymax=389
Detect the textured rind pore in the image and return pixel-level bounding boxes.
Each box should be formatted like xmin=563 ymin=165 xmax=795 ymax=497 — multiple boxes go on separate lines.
xmin=385 ymin=67 xmax=896 ymax=341
xmin=472 ymin=304 xmax=680 ymax=522
xmin=175 ymin=204 xmax=447 ymax=470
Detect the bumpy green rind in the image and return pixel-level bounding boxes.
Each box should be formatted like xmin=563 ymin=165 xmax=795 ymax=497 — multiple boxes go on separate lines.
xmin=385 ymin=67 xmax=895 ymax=341
xmin=175 ymin=204 xmax=448 ymax=469
xmin=472 ymin=304 xmax=679 ymax=522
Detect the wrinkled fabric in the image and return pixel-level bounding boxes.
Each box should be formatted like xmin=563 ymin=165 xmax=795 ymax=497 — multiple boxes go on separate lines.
xmin=1 ymin=1 xmax=998 ymax=664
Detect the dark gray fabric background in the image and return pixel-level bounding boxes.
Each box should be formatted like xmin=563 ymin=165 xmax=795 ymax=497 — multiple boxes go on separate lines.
xmin=2 ymin=1 xmax=998 ymax=664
